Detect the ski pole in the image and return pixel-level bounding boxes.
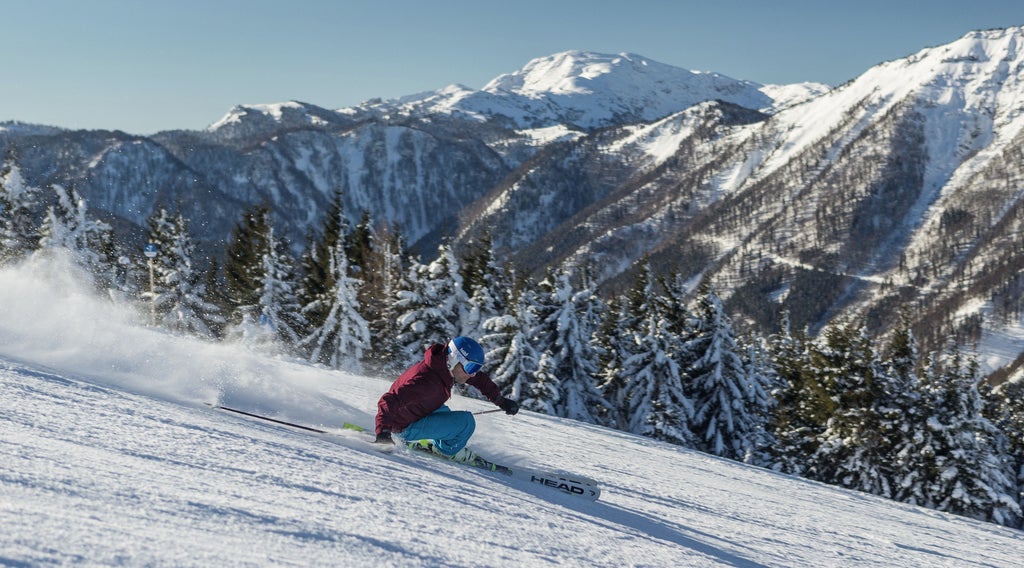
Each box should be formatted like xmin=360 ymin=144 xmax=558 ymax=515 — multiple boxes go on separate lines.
xmin=213 ymin=404 xmax=328 ymax=433
xmin=473 ymin=408 xmax=504 ymax=415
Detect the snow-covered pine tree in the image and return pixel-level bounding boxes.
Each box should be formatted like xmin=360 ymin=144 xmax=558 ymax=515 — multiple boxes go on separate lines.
xmin=527 ymin=350 xmax=562 ymax=416
xmin=739 ymin=336 xmax=779 ymax=466
xmin=0 ymin=157 xmax=41 ymax=264
xmin=251 ymin=224 xmax=306 ymax=350
xmin=594 ymin=295 xmax=632 ymax=429
xmin=301 ymin=235 xmax=370 ymax=372
xmin=145 ymin=209 xmax=222 ymax=337
xmin=37 ymin=184 xmax=113 ymax=285
xmin=655 ymin=270 xmax=696 ymax=339
xmin=686 ymin=286 xmax=771 ymax=461
xmin=806 ymin=320 xmax=895 ymax=497
xmin=298 ymin=191 xmax=350 ymax=335
xmin=880 ymin=324 xmax=931 ymax=504
xmin=987 ymin=378 xmax=1024 ymax=528
xmin=202 ymin=257 xmax=229 ymax=338
xmin=621 ymin=301 xmax=694 ymax=445
xmin=393 ymin=241 xmax=467 ymax=365
xmin=532 ymin=268 xmax=613 ymax=425
xmin=976 ymin=378 xmax=1021 ymax=528
xmin=347 ymin=210 xmax=373 ymax=278
xmin=460 ymin=232 xmax=510 ymax=347
xmin=141 ymin=207 xmax=174 ymax=323
xmin=598 ymin=262 xmax=656 ymax=430
xmin=224 ymin=204 xmax=271 ymax=325
xmin=483 ymin=285 xmax=540 ymax=401
xmin=359 ymin=221 xmax=408 ymax=375
xmin=767 ymin=311 xmax=831 ymax=474
xmin=907 ymin=349 xmax=1021 ymax=526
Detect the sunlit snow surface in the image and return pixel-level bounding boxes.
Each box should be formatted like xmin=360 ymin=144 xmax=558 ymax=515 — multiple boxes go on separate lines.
xmin=2 ymin=255 xmax=1022 ymax=566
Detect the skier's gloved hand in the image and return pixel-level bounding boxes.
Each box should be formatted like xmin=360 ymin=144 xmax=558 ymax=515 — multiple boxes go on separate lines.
xmin=498 ymin=398 xmax=520 ymax=416
xmin=375 ymin=431 xmax=394 ymax=445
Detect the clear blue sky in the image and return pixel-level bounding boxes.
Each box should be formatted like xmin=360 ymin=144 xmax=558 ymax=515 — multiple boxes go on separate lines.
xmin=3 ymin=0 xmax=1023 ymax=135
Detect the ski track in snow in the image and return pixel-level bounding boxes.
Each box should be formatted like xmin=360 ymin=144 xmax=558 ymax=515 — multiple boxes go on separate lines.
xmin=2 ymin=257 xmax=1023 ymax=566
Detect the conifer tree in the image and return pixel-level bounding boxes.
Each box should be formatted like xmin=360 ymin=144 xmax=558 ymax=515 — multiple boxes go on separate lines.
xmin=348 ymin=209 xmax=373 ymax=276
xmin=598 ymin=263 xmax=656 ymax=429
xmin=880 ymin=325 xmax=930 ymax=503
xmin=0 ymin=157 xmax=41 ymax=264
xmin=621 ymin=303 xmax=694 ymax=445
xmin=740 ymin=336 xmax=779 ymax=466
xmin=202 ymin=257 xmax=229 ymax=338
xmin=223 ymin=204 xmax=270 ymax=323
xmin=532 ymin=268 xmax=613 ymax=424
xmin=145 ymin=208 xmax=222 ymax=337
xmin=595 ymin=295 xmax=633 ymax=429
xmin=393 ymin=241 xmax=467 ymax=364
xmin=299 ymin=191 xmax=349 ymax=333
xmin=686 ymin=286 xmax=771 ymax=461
xmin=250 ymin=225 xmax=306 ymax=349
xmin=906 ymin=350 xmax=1021 ymax=526
xmin=483 ymin=285 xmax=540 ymax=400
xmin=808 ymin=321 xmax=899 ymax=496
xmin=988 ymin=379 xmax=1024 ymax=527
xmin=768 ymin=312 xmax=831 ymax=474
xmin=360 ymin=221 xmax=408 ymax=375
xmin=37 ymin=184 xmax=113 ymax=284
xmin=301 ymin=236 xmax=370 ymax=372
xmin=527 ymin=350 xmax=562 ymax=416
xmin=656 ymin=270 xmax=695 ymax=339
xmin=460 ymin=232 xmax=510 ymax=346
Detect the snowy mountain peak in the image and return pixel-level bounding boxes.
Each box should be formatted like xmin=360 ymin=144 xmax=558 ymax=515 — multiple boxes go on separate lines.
xmin=205 ymin=51 xmax=808 ymax=135
xmin=0 ymin=120 xmax=66 ymax=136
xmin=206 ymin=100 xmax=351 ymax=136
xmin=482 ymin=50 xmax=666 ymax=96
xmin=906 ymin=25 xmax=1024 ymax=79
xmin=361 ymin=50 xmax=777 ymax=130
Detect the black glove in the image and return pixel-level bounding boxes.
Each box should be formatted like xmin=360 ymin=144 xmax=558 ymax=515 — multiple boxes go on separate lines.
xmin=498 ymin=398 xmax=520 ymax=416
xmin=375 ymin=431 xmax=394 ymax=445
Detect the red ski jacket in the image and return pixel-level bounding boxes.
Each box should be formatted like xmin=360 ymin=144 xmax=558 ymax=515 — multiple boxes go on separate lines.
xmin=375 ymin=343 xmax=504 ymax=435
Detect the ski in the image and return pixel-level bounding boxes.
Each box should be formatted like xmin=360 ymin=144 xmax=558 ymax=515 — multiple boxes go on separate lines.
xmin=213 ymin=405 xmax=600 ymax=501
xmin=342 ymin=423 xmax=599 ymax=499
xmin=403 ymin=440 xmax=601 ymax=500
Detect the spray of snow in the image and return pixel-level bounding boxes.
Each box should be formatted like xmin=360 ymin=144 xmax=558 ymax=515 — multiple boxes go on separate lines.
xmin=0 ymin=252 xmax=375 ymax=428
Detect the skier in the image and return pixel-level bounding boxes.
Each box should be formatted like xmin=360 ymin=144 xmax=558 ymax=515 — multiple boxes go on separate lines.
xmin=374 ymin=336 xmax=520 ymax=462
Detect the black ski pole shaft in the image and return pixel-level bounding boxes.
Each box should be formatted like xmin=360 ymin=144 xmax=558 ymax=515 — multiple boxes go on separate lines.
xmin=214 ymin=404 xmax=327 ymax=433
xmin=473 ymin=408 xmax=504 ymax=415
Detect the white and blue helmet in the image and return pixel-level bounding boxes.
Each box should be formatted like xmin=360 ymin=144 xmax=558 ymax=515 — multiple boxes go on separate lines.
xmin=447 ymin=336 xmax=484 ymax=375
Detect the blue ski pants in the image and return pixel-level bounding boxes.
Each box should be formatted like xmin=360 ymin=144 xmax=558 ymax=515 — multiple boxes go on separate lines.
xmin=401 ymin=405 xmax=475 ymax=456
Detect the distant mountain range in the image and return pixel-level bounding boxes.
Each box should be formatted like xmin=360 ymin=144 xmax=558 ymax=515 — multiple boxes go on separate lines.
xmin=2 ymin=27 xmax=1023 ymax=378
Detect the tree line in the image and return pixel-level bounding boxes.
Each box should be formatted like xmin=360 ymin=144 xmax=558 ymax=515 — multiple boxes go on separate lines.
xmin=3 ymin=157 xmax=1023 ymax=530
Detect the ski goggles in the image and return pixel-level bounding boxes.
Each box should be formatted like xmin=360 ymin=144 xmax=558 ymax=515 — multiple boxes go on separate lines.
xmin=449 ymin=345 xmax=484 ymax=376
xmin=462 ymin=359 xmax=483 ymax=376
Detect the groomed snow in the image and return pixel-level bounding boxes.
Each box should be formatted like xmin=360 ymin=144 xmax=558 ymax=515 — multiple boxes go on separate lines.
xmin=2 ymin=254 xmax=1022 ymax=566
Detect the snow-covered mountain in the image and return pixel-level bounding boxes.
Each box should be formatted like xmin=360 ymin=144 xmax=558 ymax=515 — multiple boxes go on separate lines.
xmin=457 ymin=27 xmax=1024 ymax=368
xmin=357 ymin=51 xmax=783 ymax=129
xmin=2 ymin=255 xmax=1022 ymax=566
xmin=2 ymin=30 xmax=1024 ymax=371
xmin=0 ymin=120 xmax=66 ymax=136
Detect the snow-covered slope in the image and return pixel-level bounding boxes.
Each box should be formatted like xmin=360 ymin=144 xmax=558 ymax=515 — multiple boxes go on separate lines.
xmin=2 ymin=255 xmax=1022 ymax=566
xmin=739 ymin=27 xmax=1024 ymax=193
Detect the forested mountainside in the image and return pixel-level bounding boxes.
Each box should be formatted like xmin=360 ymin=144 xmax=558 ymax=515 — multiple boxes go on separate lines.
xmin=3 ymin=29 xmax=1024 ymax=364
